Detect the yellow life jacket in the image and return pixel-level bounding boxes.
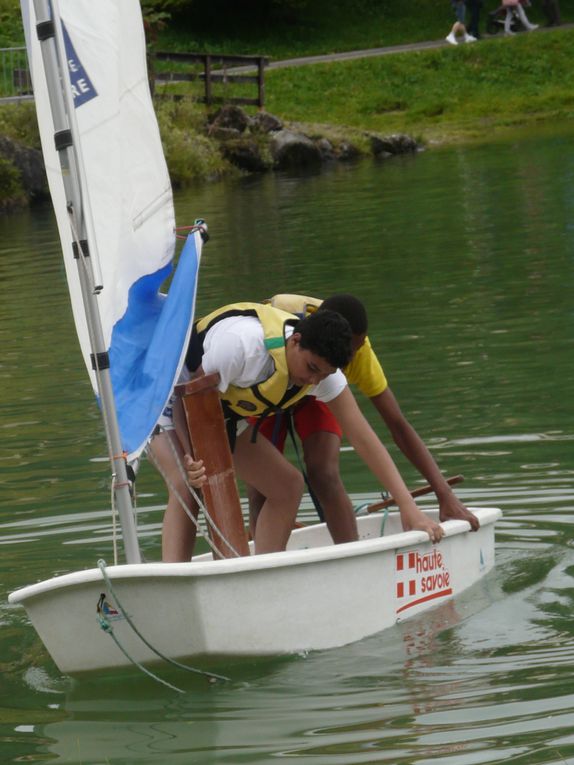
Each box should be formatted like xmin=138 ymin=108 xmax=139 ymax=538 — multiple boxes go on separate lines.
xmin=267 ymin=294 xmax=387 ymax=397
xmin=191 ymin=302 xmax=313 ymax=418
xmin=267 ymin=293 xmax=322 ymax=317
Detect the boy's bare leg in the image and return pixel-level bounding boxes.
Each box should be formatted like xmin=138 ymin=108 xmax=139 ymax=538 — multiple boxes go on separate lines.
xmin=233 ymin=426 xmax=304 ymax=554
xmin=246 ymin=484 xmax=265 ymax=539
xmin=149 ymin=430 xmax=198 ymax=562
xmin=303 ymin=431 xmax=359 ymax=544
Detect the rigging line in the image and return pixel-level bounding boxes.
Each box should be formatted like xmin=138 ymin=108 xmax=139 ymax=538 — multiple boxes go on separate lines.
xmin=173 ymin=439 xmax=244 ymax=558
xmin=67 ymin=203 xmax=132 ymax=548
xmin=168 ymin=434 xmax=244 ymax=558
xmin=97 ymin=559 xmax=230 ymax=683
xmin=97 ymin=611 xmax=186 ymax=694
xmin=67 ymin=206 xmax=140 ymax=546
xmin=70 ymin=213 xmax=134 ymax=550
xmin=162 ymin=430 xmax=210 ymax=540
xmin=110 ymin=477 xmax=118 ymax=566
xmin=110 ymin=473 xmax=138 ymax=566
xmin=153 ymin=430 xmax=241 ymax=558
xmin=285 ymin=411 xmax=324 ymax=521
xmin=148 ymin=428 xmax=243 ymax=559
xmin=145 ymin=435 xmax=218 ymax=557
xmin=380 ymin=507 xmax=389 ymax=538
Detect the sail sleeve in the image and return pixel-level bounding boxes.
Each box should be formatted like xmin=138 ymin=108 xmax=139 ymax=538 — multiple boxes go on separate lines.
xmin=21 ymin=0 xmax=197 ymax=458
xmin=110 ymin=231 xmax=201 ymax=458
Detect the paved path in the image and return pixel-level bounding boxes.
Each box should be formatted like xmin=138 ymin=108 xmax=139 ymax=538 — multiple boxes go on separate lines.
xmin=260 ymin=22 xmax=573 ymax=71
xmin=266 ymin=39 xmax=448 ymax=70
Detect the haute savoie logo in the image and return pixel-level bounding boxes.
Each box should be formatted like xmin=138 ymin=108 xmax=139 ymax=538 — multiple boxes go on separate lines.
xmin=395 ymin=547 xmax=453 ymax=616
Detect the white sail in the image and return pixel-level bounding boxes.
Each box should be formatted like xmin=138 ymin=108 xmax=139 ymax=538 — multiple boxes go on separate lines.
xmin=21 ymin=0 xmax=200 ymax=458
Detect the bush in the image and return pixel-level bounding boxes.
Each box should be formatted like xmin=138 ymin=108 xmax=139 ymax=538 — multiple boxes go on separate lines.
xmin=0 ymin=155 xmax=25 ymax=211
xmin=156 ymin=99 xmax=232 ymax=184
xmin=0 ymin=103 xmax=41 ymax=148
xmin=0 ymin=0 xmax=22 ymax=46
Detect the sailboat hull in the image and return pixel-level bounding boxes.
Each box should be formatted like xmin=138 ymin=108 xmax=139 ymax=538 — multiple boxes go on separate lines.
xmin=9 ymin=508 xmax=500 ymax=674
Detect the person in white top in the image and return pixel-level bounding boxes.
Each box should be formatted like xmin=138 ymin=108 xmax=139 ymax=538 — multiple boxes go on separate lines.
xmin=200 ymin=315 xmax=346 ymax=405
xmin=164 ymin=305 xmax=444 ymax=560
xmin=502 ymin=0 xmax=538 ymax=35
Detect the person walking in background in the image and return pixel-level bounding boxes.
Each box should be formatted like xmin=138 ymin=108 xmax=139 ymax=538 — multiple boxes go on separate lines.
xmin=502 ymin=0 xmax=539 ymax=35
xmin=465 ymin=0 xmax=483 ymax=39
xmin=541 ymin=0 xmax=561 ymax=26
xmin=446 ymin=0 xmax=477 ymax=44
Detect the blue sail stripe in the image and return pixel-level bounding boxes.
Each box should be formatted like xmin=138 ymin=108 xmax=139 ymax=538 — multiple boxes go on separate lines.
xmin=109 ymin=234 xmax=199 ymax=457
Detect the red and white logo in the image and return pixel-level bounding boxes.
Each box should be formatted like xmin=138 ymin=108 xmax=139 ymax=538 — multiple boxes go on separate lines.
xmin=395 ymin=547 xmax=453 ymax=616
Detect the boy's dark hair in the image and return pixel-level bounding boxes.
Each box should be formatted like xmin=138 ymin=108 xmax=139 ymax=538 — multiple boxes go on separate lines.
xmin=320 ymin=294 xmax=368 ymax=336
xmin=294 ymin=309 xmax=353 ymax=369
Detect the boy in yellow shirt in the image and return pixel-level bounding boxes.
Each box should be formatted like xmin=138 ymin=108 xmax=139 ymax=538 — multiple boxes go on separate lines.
xmin=247 ymin=293 xmax=478 ymax=543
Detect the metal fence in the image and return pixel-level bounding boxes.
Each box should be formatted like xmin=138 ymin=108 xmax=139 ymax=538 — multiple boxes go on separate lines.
xmin=0 ymin=47 xmax=33 ymax=104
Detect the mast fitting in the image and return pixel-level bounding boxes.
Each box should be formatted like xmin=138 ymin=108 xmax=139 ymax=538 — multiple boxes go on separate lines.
xmin=36 ymin=20 xmax=55 ymax=41
xmin=91 ymin=351 xmax=110 ymax=371
xmin=54 ymin=129 xmax=73 ymax=151
xmin=72 ymin=240 xmax=90 ymax=259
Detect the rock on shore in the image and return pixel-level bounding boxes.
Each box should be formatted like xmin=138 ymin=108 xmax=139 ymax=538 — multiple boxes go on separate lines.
xmin=0 ymin=135 xmax=47 ymax=211
xmin=0 ymin=103 xmax=421 ymax=212
xmin=207 ymin=104 xmax=420 ymax=173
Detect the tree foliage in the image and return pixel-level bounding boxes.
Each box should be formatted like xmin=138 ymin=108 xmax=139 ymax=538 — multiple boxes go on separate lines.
xmin=0 ymin=0 xmax=23 ymax=46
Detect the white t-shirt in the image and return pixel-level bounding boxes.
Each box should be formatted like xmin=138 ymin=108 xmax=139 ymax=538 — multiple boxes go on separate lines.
xmin=201 ymin=316 xmax=347 ymax=403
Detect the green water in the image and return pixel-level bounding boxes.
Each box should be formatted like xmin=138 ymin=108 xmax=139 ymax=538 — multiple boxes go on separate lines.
xmin=1 ymin=128 xmax=573 ymax=764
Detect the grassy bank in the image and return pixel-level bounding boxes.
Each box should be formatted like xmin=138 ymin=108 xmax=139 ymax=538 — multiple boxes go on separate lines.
xmin=264 ymin=27 xmax=574 ymax=145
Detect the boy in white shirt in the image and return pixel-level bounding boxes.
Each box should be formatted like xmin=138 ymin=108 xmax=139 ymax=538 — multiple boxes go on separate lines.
xmin=153 ymin=303 xmax=444 ymax=559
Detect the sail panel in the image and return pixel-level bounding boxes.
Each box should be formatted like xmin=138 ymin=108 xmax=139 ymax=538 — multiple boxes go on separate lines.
xmin=22 ymin=0 xmax=197 ymax=458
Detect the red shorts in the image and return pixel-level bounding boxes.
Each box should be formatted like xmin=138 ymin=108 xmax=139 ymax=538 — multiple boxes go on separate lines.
xmin=250 ymin=397 xmax=343 ymax=453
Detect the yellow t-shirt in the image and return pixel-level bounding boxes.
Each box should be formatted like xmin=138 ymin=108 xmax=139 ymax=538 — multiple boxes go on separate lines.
xmin=268 ymin=293 xmax=388 ymax=399
xmin=343 ymin=337 xmax=387 ymax=398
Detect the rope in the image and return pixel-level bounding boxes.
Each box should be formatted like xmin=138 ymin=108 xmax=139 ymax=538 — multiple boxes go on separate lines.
xmin=98 ymin=559 xmax=230 ymax=685
xmin=380 ymin=507 xmax=389 ymax=537
xmin=174 ymin=221 xmax=209 ymax=242
xmin=354 ymin=488 xmax=390 ymax=516
xmin=146 ymin=434 xmax=215 ymax=554
xmin=68 ymin=205 xmax=139 ymax=556
xmin=284 ymin=411 xmax=324 ymax=522
xmin=147 ymin=428 xmax=244 ymax=559
xmin=110 ymin=477 xmax=119 ymax=566
xmin=97 ymin=613 xmax=187 ymax=694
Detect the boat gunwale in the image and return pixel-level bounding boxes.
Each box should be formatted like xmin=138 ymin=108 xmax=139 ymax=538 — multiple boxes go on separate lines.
xmin=7 ymin=507 xmax=501 ymax=604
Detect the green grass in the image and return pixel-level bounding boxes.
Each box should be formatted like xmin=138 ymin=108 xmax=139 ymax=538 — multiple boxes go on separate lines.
xmin=264 ymin=27 xmax=574 ymax=144
xmin=156 ymin=0 xmax=574 ymax=58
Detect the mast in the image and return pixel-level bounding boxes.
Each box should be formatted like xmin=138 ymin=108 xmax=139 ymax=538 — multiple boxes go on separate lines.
xmin=32 ymin=0 xmax=141 ymax=564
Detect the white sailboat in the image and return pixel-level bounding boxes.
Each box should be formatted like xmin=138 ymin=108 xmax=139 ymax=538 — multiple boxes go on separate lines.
xmin=9 ymin=0 xmax=502 ymax=678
